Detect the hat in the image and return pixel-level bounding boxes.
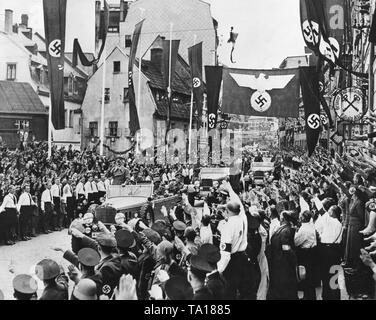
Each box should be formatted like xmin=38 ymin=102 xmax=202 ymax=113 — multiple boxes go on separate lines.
xmin=190 ymin=255 xmax=215 ymax=273
xmin=35 ymin=259 xmax=60 ymax=280
xmin=115 ymin=230 xmax=135 ymax=249
xmin=142 ymin=228 xmax=162 ymax=245
xmin=96 ymin=233 xmax=117 ymax=248
xmin=173 ymin=220 xmax=187 ymax=232
xmin=218 ymin=186 xmax=229 ymax=196
xmin=157 ymin=240 xmax=174 ymax=258
xmin=13 ymin=274 xmax=38 ymax=294
xmin=226 ymin=201 xmax=240 ymax=215
xmin=77 ymin=248 xmax=100 ymax=267
xmin=198 ymin=244 xmax=221 ymax=264
xmin=72 ymin=279 xmax=98 ymax=300
xmin=164 ymin=276 xmax=193 ymax=300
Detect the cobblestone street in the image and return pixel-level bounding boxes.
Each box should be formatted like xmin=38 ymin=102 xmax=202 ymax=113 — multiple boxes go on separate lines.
xmin=0 ymin=230 xmax=71 ymax=300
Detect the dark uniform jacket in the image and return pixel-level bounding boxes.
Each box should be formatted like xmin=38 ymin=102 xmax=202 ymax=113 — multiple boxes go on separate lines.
xmin=192 ymin=287 xmax=214 ymax=300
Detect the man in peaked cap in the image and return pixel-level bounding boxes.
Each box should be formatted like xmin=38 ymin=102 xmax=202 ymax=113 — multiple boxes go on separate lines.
xmin=188 ymin=255 xmax=215 ymax=300
xmin=13 ymin=274 xmax=38 ymax=300
xmin=115 ymin=229 xmax=139 ymax=279
xmin=35 ymin=259 xmax=69 ymax=300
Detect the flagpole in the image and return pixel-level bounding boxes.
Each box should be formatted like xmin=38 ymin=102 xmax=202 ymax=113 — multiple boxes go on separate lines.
xmin=167 ymin=22 xmax=173 ymax=130
xmin=99 ymin=40 xmax=106 ymax=156
xmin=136 ymin=8 xmax=145 ymax=154
xmin=188 ymin=35 xmax=197 ymax=163
xmin=48 ymin=104 xmax=52 ymax=159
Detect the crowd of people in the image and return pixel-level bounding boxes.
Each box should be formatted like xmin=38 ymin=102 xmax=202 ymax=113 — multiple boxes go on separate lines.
xmin=1 ymin=140 xmax=376 ymax=300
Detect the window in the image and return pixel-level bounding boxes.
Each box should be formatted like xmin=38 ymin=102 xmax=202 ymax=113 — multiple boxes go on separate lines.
xmin=7 ymin=63 xmax=16 ymax=80
xmin=123 ymin=88 xmax=129 ymax=103
xmin=15 ymin=120 xmax=30 ymax=131
xmin=125 ymin=35 xmax=132 ymax=48
xmin=104 ymin=88 xmax=110 ymax=103
xmin=113 ymin=61 xmax=121 ymax=73
xmin=69 ymin=110 xmax=74 ymax=128
xmin=109 ymin=121 xmax=118 ymax=137
xmin=89 ymin=122 xmax=98 ymax=137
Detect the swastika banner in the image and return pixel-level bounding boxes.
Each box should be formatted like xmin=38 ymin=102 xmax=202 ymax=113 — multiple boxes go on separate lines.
xmin=221 ymin=67 xmax=300 ymax=118
xmin=43 ymin=0 xmax=67 ymax=130
xmin=300 ymin=67 xmax=321 ymax=157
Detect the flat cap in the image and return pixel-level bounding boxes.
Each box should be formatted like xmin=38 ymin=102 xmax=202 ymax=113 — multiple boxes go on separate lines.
xmin=77 ymin=248 xmax=100 ymax=267
xmin=13 ymin=274 xmax=38 ymax=294
xmin=115 ymin=229 xmax=135 ymax=249
xmin=164 ymin=276 xmax=193 ymax=300
xmin=96 ymin=233 xmax=117 ymax=248
xmin=198 ymin=244 xmax=221 ymax=264
xmin=142 ymin=228 xmax=162 ymax=245
xmin=190 ymin=255 xmax=215 ymax=273
xmin=173 ymin=220 xmax=187 ymax=231
xmin=35 ymin=259 xmax=60 ymax=280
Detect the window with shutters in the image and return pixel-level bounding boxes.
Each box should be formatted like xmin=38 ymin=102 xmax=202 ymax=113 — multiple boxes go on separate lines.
xmin=7 ymin=63 xmax=16 ymax=80
xmin=89 ymin=122 xmax=98 ymax=137
xmin=109 ymin=121 xmax=118 ymax=137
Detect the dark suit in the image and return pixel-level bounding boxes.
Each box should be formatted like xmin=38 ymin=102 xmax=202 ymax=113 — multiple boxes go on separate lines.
xmin=95 ymin=255 xmax=123 ymax=298
xmin=39 ymin=274 xmax=69 ymax=300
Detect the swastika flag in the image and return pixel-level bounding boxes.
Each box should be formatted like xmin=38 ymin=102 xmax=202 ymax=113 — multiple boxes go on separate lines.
xmin=221 ymin=67 xmax=300 ymax=118
xmin=300 ymin=67 xmax=321 ymax=157
xmin=43 ymin=0 xmax=67 ymax=130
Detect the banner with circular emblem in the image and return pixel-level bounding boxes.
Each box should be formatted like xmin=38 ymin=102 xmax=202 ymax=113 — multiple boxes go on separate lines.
xmin=332 ymin=87 xmax=366 ymax=122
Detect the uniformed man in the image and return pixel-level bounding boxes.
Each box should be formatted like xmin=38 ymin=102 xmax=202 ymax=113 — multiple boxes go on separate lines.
xmin=97 ymin=174 xmax=107 ymax=201
xmin=92 ymin=176 xmax=100 ymax=204
xmin=216 ymin=180 xmax=253 ymax=300
xmin=115 ymin=229 xmax=139 ymax=278
xmin=17 ymin=183 xmax=36 ymax=241
xmin=164 ymin=276 xmax=193 ymax=300
xmin=40 ymin=182 xmax=54 ymax=233
xmin=84 ymin=176 xmax=96 ymax=205
xmin=187 ymin=255 xmax=215 ymax=300
xmin=51 ymin=178 xmax=63 ymax=231
xmin=63 ymin=179 xmax=75 ymax=225
xmin=12 ymin=274 xmax=38 ymax=300
xmin=75 ymin=177 xmax=86 ymax=204
xmin=0 ymin=185 xmax=19 ymax=245
xmin=35 ymin=259 xmax=69 ymax=300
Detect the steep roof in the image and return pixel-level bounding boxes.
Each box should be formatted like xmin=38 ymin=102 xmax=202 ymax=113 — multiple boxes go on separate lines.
xmin=0 ymin=81 xmax=46 ymax=114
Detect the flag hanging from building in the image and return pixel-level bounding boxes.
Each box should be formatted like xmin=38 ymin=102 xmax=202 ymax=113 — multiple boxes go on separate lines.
xmin=162 ymin=39 xmax=180 ymax=129
xmin=300 ymin=66 xmax=321 ymax=157
xmin=227 ymin=27 xmax=239 ymax=64
xmin=128 ymin=19 xmax=145 ymax=135
xmin=221 ymin=67 xmax=300 ymax=118
xmin=72 ymin=1 xmax=109 ymax=67
xmin=188 ymin=42 xmax=204 ymax=125
xmin=370 ymin=7 xmax=376 ymax=44
xmin=43 ymin=0 xmax=67 ymax=130
xmin=205 ymin=66 xmax=223 ymax=131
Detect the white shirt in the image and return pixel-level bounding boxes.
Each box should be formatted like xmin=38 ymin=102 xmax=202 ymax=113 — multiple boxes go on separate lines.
xmin=182 ymin=168 xmax=189 ymax=177
xmin=315 ymin=212 xmax=343 ymax=244
xmin=162 ymin=173 xmax=169 ymax=183
xmin=51 ymin=184 xmax=62 ymax=198
xmin=0 ymin=193 xmax=17 ymax=212
xmin=104 ymin=179 xmax=111 ymax=190
xmin=17 ymin=192 xmax=36 ymax=211
xmin=200 ymin=225 xmax=213 ymax=244
xmin=62 ymin=184 xmax=73 ymax=203
xmin=97 ymin=181 xmax=106 ymax=192
xmin=41 ymin=189 xmax=53 ymax=211
xmin=294 ymin=221 xmax=317 ymax=249
xmin=269 ymin=218 xmax=281 ymax=243
xmin=75 ymin=182 xmax=85 ymax=198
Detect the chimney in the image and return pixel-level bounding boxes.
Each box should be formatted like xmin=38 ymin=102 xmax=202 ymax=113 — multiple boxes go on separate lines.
xmin=150 ymin=37 xmax=165 ymax=75
xmin=4 ymin=9 xmax=13 ymax=34
xmin=21 ymin=14 xmax=28 ymax=27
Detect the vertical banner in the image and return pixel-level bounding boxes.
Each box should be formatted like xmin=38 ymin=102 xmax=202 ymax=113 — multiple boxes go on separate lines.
xmin=205 ymin=66 xmax=223 ymax=131
xmin=188 ymin=42 xmax=204 ymax=126
xmin=43 ymin=0 xmax=67 ymax=130
xmin=300 ymin=67 xmax=321 ymax=157
xmin=128 ymin=19 xmax=145 ymax=135
xmin=162 ymin=39 xmax=180 ymax=129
